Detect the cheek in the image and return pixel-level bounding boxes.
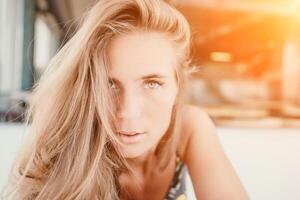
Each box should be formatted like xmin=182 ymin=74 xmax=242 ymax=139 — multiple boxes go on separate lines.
xmin=143 ymin=88 xmax=177 ymax=136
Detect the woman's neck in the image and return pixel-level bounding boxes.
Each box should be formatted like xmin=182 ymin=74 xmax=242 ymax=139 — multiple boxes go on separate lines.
xmin=125 ymin=147 xmax=156 ymax=177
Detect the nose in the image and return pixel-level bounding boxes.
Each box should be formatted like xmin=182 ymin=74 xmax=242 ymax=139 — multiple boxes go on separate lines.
xmin=116 ymin=89 xmax=142 ymax=120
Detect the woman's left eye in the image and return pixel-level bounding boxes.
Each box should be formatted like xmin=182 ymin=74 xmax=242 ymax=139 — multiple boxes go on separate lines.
xmin=144 ymin=80 xmax=163 ymax=89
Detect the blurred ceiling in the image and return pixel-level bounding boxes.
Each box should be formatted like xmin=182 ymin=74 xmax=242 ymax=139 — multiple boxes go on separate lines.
xmin=38 ymin=0 xmax=300 ymax=78
xmin=44 ymin=0 xmax=96 ymax=34
xmin=40 ymin=0 xmax=300 ymax=31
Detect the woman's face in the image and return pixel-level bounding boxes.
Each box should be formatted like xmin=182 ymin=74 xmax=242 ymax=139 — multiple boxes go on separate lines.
xmin=108 ymin=31 xmax=178 ymax=158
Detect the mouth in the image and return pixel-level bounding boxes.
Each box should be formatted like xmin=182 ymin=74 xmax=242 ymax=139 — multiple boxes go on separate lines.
xmin=117 ymin=131 xmax=146 ymax=143
xmin=118 ymin=131 xmax=144 ymax=136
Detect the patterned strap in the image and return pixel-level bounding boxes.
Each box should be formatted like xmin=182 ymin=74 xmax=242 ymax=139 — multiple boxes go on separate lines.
xmin=164 ymin=154 xmax=187 ymax=200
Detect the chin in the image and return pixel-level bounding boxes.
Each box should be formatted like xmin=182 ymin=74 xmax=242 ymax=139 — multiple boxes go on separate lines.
xmin=119 ymin=146 xmax=148 ymax=158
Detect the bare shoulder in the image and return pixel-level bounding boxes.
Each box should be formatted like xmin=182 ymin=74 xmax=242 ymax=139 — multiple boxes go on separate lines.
xmin=176 ymin=103 xmax=213 ymax=161
xmin=181 ymin=103 xmax=213 ymax=129
xmin=177 ymin=104 xmax=249 ymax=199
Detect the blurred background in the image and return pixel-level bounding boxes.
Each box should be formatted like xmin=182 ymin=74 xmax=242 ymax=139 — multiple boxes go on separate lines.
xmin=0 ymin=0 xmax=300 ymax=199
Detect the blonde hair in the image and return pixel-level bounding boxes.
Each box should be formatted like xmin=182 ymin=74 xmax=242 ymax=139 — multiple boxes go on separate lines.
xmin=3 ymin=0 xmax=195 ymax=199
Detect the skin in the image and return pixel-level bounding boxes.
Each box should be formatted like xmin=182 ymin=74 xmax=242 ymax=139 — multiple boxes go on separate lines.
xmin=108 ymin=31 xmax=249 ymax=200
xmin=108 ymin=31 xmax=178 ymax=167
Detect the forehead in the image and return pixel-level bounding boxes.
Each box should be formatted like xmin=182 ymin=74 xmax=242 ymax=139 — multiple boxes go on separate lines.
xmin=107 ymin=31 xmax=177 ymax=79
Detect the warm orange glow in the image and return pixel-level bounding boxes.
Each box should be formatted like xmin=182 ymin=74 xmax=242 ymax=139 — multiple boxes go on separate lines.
xmin=210 ymin=52 xmax=232 ymax=62
xmin=177 ymin=0 xmax=300 ymax=127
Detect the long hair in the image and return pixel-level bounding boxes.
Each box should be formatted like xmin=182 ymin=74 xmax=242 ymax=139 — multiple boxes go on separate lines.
xmin=3 ymin=0 xmax=195 ymax=199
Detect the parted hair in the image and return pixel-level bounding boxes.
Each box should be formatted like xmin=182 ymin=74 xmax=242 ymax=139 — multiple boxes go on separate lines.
xmin=3 ymin=0 xmax=195 ymax=199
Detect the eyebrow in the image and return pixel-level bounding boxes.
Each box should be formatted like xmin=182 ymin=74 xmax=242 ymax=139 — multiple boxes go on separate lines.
xmin=109 ymin=73 xmax=167 ymax=83
xmin=139 ymin=73 xmax=167 ymax=80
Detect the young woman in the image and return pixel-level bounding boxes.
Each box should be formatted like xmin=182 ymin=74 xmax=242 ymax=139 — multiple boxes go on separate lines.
xmin=4 ymin=0 xmax=249 ymax=199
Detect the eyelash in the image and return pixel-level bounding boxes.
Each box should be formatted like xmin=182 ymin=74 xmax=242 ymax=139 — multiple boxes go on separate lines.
xmin=144 ymin=80 xmax=164 ymax=89
xmin=109 ymin=80 xmax=115 ymax=88
xmin=109 ymin=80 xmax=164 ymax=90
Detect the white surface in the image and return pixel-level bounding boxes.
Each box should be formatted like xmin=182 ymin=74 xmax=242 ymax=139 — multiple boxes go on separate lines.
xmin=0 ymin=123 xmax=29 ymax=193
xmin=218 ymin=127 xmax=300 ymax=200
xmin=0 ymin=123 xmax=300 ymax=199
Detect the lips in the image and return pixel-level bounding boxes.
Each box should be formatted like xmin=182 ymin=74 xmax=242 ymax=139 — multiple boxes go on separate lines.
xmin=118 ymin=131 xmax=144 ymax=136
xmin=117 ymin=131 xmax=146 ymax=144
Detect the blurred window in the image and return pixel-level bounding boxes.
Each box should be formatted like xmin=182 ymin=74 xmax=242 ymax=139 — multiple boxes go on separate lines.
xmin=177 ymin=0 xmax=300 ymax=127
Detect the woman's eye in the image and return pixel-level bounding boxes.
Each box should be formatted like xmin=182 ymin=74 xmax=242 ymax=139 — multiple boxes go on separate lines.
xmin=109 ymin=81 xmax=118 ymax=90
xmin=144 ymin=80 xmax=163 ymax=89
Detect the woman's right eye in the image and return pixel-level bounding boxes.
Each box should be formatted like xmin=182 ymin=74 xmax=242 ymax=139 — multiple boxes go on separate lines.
xmin=109 ymin=81 xmax=118 ymax=90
